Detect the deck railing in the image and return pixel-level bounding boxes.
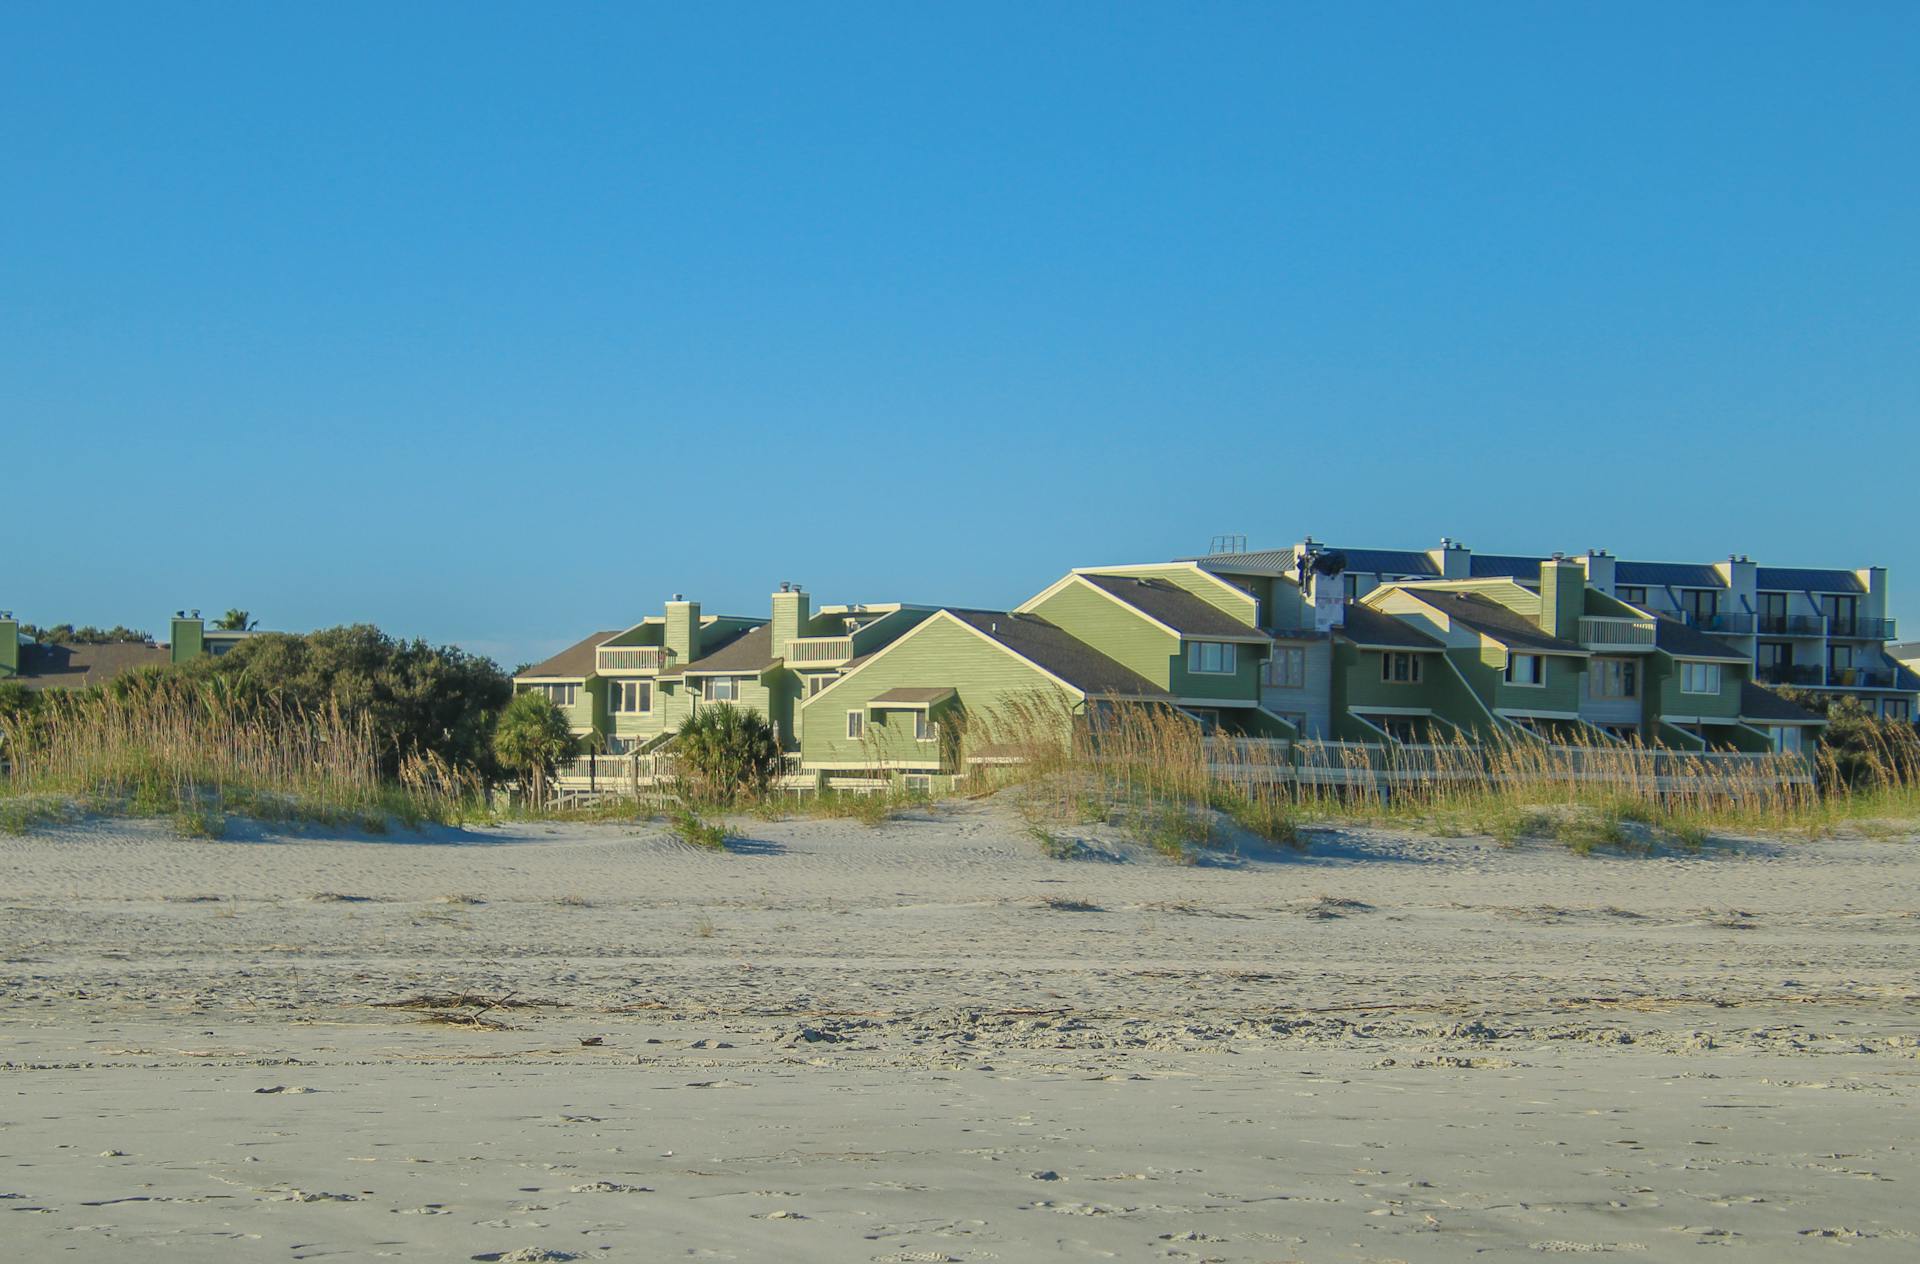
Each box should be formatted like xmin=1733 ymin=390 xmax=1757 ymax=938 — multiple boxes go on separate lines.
xmin=1756 ymin=664 xmax=1822 ymax=686
xmin=1579 ymin=616 xmax=1657 ymax=647
xmin=786 ymin=636 xmax=855 ymax=664
xmin=597 ymin=647 xmax=667 ymax=673
xmin=1758 ymin=615 xmax=1827 ymax=636
xmin=1683 ymin=611 xmax=1755 ymax=635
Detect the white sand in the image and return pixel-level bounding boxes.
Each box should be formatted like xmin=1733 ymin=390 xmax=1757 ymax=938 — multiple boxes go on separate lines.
xmin=3 ymin=802 xmax=1917 ymax=1260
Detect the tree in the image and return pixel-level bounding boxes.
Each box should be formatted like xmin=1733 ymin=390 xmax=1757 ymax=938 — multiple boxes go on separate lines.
xmin=492 ymin=691 xmax=578 ymax=804
xmin=674 ymin=703 xmax=783 ymax=805
xmin=215 ymin=609 xmax=257 ymax=631
xmin=181 ymin=624 xmax=513 ymax=776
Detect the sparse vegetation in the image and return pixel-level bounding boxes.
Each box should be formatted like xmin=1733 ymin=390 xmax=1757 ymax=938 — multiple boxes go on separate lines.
xmin=669 ymin=807 xmax=728 ymax=851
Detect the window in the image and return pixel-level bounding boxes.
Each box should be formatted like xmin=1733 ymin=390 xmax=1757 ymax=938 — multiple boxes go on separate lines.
xmin=702 ymin=676 xmax=740 ymax=702
xmin=1617 ymin=586 xmax=1648 ymax=606
xmin=1768 ymin=726 xmax=1805 ymax=753
xmin=1680 ymin=589 xmax=1719 ymax=624
xmin=1187 ymin=642 xmax=1237 ymax=675
xmin=1380 ymin=652 xmax=1423 ymax=684
xmin=1822 ymin=594 xmax=1859 ymax=637
xmin=610 ymin=680 xmax=652 ymax=713
xmin=1262 ymin=646 xmax=1306 ymax=688
xmin=1884 ymin=699 xmax=1912 ymax=723
xmin=1504 ymin=653 xmax=1546 ymax=686
xmin=1679 ymin=662 xmax=1722 ymax=694
xmin=846 ymin=710 xmax=865 ymax=740
xmin=1829 ymin=644 xmax=1855 ymax=676
xmin=903 ymin=774 xmax=933 ymax=794
xmin=525 ymin=682 xmax=577 ymax=708
xmin=1343 ymin=574 xmax=1361 ymax=599
xmin=806 ymin=674 xmax=832 ymax=696
xmin=1590 ymin=658 xmax=1638 ymax=699
xmin=914 ymin=712 xmax=937 ymax=742
xmin=1759 ymin=592 xmax=1788 ymax=633
xmin=1756 ymin=642 xmax=1788 ymax=670
xmin=1188 ymin=709 xmax=1221 ymax=735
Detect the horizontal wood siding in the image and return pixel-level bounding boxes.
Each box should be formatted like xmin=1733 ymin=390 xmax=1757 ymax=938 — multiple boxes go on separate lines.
xmin=1027 ymin=581 xmax=1180 ymax=689
xmin=799 ymin=616 xmax=1069 ymax=767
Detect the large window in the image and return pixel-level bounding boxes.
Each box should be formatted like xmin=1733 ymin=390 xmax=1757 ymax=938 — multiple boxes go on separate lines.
xmin=1590 ymin=658 xmax=1638 ymax=699
xmin=1504 ymin=653 xmax=1546 ymax=686
xmin=702 ymin=676 xmax=741 ymax=702
xmin=1759 ymin=592 xmax=1788 ymax=633
xmin=1617 ymin=586 xmax=1648 ymax=606
xmin=1822 ymin=594 xmax=1859 ymax=636
xmin=610 ymin=680 xmax=652 ymax=714
xmin=806 ymin=674 xmax=832 ymax=696
xmin=1380 ymin=652 xmax=1423 ymax=684
xmin=1187 ymin=642 xmax=1237 ymax=675
xmin=525 ymin=682 xmax=577 ymax=708
xmin=1757 ymin=642 xmax=1789 ymax=670
xmin=1262 ymin=646 xmax=1306 ymax=688
xmin=1679 ymin=662 xmax=1722 ymax=695
xmin=1885 ymin=698 xmax=1912 ymax=723
xmin=1681 ymin=589 xmax=1719 ymax=624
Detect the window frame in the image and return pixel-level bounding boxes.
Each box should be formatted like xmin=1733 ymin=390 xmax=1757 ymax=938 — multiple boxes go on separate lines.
xmin=1679 ymin=662 xmax=1722 ymax=695
xmin=1262 ymin=645 xmax=1306 ymax=689
xmin=846 ymin=710 xmax=865 ymax=740
xmin=1380 ymin=652 xmax=1423 ymax=684
xmin=1504 ymin=653 xmax=1547 ymax=687
xmin=1590 ymin=657 xmax=1639 ymax=699
xmin=1186 ymin=641 xmax=1237 ymax=675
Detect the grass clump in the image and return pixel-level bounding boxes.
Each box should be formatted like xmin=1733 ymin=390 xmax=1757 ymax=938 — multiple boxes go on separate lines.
xmin=669 ymin=807 xmax=728 ymax=852
xmin=172 ymin=802 xmax=226 ymax=839
xmin=1025 ymin=822 xmax=1080 ymax=861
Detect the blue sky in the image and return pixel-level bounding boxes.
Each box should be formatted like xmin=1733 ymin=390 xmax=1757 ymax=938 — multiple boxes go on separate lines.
xmin=5 ymin=3 xmax=1915 ymax=667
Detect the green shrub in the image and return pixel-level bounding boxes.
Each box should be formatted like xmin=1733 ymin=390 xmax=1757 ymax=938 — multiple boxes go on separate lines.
xmin=669 ymin=807 xmax=728 ymax=851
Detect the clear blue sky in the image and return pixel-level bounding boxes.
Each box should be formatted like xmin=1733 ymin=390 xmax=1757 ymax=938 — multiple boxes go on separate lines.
xmin=5 ymin=3 xmax=1916 ymax=667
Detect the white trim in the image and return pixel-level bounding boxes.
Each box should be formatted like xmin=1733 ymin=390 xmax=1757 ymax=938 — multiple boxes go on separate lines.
xmin=1663 ymin=713 xmax=1740 ymax=726
xmin=1167 ymin=696 xmax=1257 ymax=709
xmin=1503 ymin=652 xmax=1548 ymax=688
xmin=801 ymin=759 xmax=943 ymax=772
xmin=1351 ymin=705 xmax=1433 ymax=717
xmin=1494 ymin=707 xmax=1583 ymax=721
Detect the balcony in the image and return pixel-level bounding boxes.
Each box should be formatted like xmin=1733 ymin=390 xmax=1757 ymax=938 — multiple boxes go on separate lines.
xmin=1828 ymin=617 xmax=1897 ymax=640
xmin=1681 ymin=611 xmax=1755 ymax=635
xmin=1757 ymin=615 xmax=1827 ymax=636
xmin=597 ymin=647 xmax=667 ymax=673
xmin=1756 ymin=664 xmax=1822 ymax=686
xmin=1829 ymin=667 xmax=1896 ymax=689
xmin=786 ymin=636 xmax=855 ymax=666
xmin=1579 ymin=616 xmax=1656 ymax=648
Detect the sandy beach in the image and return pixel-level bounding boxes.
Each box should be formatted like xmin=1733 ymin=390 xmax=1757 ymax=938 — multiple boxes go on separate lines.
xmin=3 ymin=802 xmax=1917 ymax=1261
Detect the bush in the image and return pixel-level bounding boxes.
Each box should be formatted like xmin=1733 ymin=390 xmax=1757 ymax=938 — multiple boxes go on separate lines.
xmin=669 ymin=807 xmax=728 ymax=851
xmin=674 ymin=704 xmax=783 ymax=805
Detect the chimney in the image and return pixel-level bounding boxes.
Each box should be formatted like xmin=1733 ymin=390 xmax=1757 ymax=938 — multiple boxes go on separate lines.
xmin=1538 ymin=556 xmax=1583 ymax=640
xmin=1427 ymin=536 xmax=1471 ymax=580
xmin=0 ymin=612 xmax=18 ymax=677
xmin=170 ymin=614 xmax=206 ymax=665
xmin=771 ymin=583 xmax=810 ymax=654
xmin=1713 ymin=554 xmax=1756 ymax=613
xmin=664 ymin=597 xmax=702 ymax=664
xmin=1575 ymin=548 xmax=1616 ymax=594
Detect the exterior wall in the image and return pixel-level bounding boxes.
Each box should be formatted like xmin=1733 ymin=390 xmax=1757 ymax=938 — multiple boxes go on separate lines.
xmin=1331 ymin=641 xmax=1445 ymax=739
xmin=1579 ymin=656 xmax=1646 ymax=728
xmin=1259 ymin=637 xmax=1332 ymax=736
xmin=1026 ymin=581 xmax=1180 ymax=689
xmin=799 ymin=616 xmax=1069 ymax=768
xmin=1539 ymin=562 xmax=1583 ymax=639
xmin=0 ymin=619 xmax=17 ymax=677
xmin=1649 ymin=655 xmax=1746 ymax=725
xmin=1473 ymin=641 xmax=1584 ymax=715
xmin=1168 ymin=643 xmax=1263 ymax=704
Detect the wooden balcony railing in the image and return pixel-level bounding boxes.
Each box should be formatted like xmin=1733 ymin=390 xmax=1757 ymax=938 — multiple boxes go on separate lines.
xmin=1579 ymin=616 xmax=1657 ymax=647
xmin=786 ymin=636 xmax=855 ymax=665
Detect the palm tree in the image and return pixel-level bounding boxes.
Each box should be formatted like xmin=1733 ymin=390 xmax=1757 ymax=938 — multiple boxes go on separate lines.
xmin=492 ymin=692 xmax=578 ymax=804
xmin=675 ymin=703 xmax=783 ymax=804
xmin=214 ymin=609 xmax=258 ymax=631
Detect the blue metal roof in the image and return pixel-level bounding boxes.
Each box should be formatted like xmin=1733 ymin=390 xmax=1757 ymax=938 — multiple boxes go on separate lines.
xmin=1468 ymin=554 xmax=1548 ymax=580
xmin=1614 ymin=560 xmax=1726 ymax=589
xmin=1754 ymin=566 xmax=1866 ymax=594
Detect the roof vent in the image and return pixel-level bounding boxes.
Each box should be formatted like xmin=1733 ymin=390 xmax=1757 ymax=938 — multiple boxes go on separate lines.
xmin=672 ymin=593 xmax=684 ymax=602
xmin=190 ymin=609 xmax=200 ymax=619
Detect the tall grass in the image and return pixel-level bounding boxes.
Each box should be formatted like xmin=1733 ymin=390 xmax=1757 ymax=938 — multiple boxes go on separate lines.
xmin=948 ymin=689 xmax=1919 ymax=851
xmin=0 ymin=674 xmax=477 ymax=831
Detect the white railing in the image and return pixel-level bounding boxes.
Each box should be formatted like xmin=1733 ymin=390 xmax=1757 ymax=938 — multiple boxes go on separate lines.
xmin=597 ymin=647 xmax=666 ymax=673
xmin=786 ymin=636 xmax=854 ymax=664
xmin=1579 ymin=616 xmax=1657 ymax=647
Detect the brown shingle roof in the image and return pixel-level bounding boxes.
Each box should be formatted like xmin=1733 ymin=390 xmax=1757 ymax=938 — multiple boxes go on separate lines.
xmin=1420 ymin=592 xmax=1585 ymax=654
xmin=13 ymin=641 xmax=171 ymax=691
xmin=1738 ymin=682 xmax=1823 ymax=725
xmin=946 ymin=610 xmax=1171 ymax=699
xmin=1076 ymin=574 xmax=1260 ymax=638
xmin=1337 ymin=604 xmax=1446 ymax=650
xmin=517 ymin=631 xmax=621 ymax=680
xmin=672 ymin=624 xmax=773 ymax=676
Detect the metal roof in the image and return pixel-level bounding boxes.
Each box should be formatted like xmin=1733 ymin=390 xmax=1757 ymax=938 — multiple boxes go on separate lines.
xmin=1754 ymin=567 xmax=1866 ymax=594
xmin=1614 ymin=561 xmax=1726 ymax=589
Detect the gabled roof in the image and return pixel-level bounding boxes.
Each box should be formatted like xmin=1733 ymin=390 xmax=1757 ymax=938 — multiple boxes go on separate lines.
xmin=657 ymin=624 xmax=765 ymax=678
xmin=1738 ymin=682 xmax=1824 ymax=725
xmin=1754 ymin=566 xmax=1866 ymax=594
xmin=516 ymin=631 xmax=621 ymax=680
xmin=1413 ymin=591 xmax=1585 ymax=654
xmin=945 ymin=610 xmax=1170 ymax=699
xmin=1652 ymin=617 xmax=1749 ymax=662
xmin=1077 ymin=573 xmax=1261 ymax=639
xmin=1891 ymin=641 xmax=1920 ymax=661
xmin=1337 ymin=604 xmax=1446 ymax=651
xmin=1614 ymin=560 xmax=1726 ymax=589
xmin=12 ymin=641 xmax=171 ymax=691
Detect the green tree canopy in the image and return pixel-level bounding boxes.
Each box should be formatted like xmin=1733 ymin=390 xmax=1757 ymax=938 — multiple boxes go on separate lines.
xmin=214 ymin=609 xmax=257 ymax=631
